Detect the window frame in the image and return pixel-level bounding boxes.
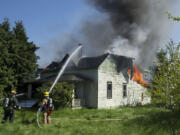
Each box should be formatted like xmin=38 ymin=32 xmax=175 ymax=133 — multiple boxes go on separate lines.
xmin=123 ymin=83 xmax=127 ymax=98
xmin=107 ymin=81 xmax=112 ymax=99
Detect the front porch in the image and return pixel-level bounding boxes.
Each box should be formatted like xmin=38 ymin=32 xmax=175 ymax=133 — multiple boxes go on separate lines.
xmin=72 ymin=98 xmax=85 ymax=108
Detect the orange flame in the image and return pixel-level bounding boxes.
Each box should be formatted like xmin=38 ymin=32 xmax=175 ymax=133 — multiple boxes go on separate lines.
xmin=128 ymin=64 xmax=148 ymax=87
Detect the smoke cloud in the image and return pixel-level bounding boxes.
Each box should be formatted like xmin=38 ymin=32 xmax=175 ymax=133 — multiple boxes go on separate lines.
xmin=44 ymin=0 xmax=173 ymax=70
xmin=84 ymin=0 xmax=172 ymax=69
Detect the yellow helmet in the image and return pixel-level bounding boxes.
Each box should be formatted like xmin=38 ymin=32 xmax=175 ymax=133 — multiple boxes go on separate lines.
xmin=44 ymin=91 xmax=49 ymax=97
xmin=11 ymin=90 xmax=16 ymax=94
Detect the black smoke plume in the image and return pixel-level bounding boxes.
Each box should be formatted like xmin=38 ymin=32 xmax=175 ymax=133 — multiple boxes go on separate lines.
xmin=84 ymin=0 xmax=172 ymax=68
xmin=42 ymin=0 xmax=173 ymax=69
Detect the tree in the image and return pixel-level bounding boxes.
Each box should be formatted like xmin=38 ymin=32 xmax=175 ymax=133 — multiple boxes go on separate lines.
xmin=0 ymin=19 xmax=39 ymax=95
xmin=149 ymin=41 xmax=180 ymax=111
xmin=0 ymin=19 xmax=16 ymax=97
xmin=12 ymin=21 xmax=39 ymax=89
xmin=148 ymin=13 xmax=180 ymax=135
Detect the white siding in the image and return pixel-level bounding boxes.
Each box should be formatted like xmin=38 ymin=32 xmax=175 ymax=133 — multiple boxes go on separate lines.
xmin=125 ymin=80 xmax=151 ymax=105
xmin=74 ymin=69 xmax=98 ymax=108
xmin=98 ymin=71 xmax=126 ymax=108
xmin=97 ymin=56 xmax=150 ymax=108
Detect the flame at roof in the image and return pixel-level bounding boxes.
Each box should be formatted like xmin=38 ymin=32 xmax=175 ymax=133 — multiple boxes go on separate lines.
xmin=128 ymin=64 xmax=148 ymax=87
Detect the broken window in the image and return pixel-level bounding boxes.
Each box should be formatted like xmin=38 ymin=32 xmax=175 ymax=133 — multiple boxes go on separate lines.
xmin=123 ymin=83 xmax=127 ymax=98
xmin=107 ymin=81 xmax=112 ymax=99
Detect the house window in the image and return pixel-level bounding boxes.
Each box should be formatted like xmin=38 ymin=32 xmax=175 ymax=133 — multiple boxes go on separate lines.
xmin=123 ymin=83 xmax=127 ymax=98
xmin=107 ymin=81 xmax=112 ymax=99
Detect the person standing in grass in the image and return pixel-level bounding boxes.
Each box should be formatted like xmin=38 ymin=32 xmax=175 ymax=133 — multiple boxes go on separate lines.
xmin=2 ymin=90 xmax=19 ymax=123
xmin=40 ymin=91 xmax=54 ymax=124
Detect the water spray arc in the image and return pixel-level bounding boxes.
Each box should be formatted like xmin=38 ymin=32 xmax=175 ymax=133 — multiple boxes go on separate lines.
xmin=37 ymin=45 xmax=82 ymax=128
xmin=48 ymin=45 xmax=82 ymax=94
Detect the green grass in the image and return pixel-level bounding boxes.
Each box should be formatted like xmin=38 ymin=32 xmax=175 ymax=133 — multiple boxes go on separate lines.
xmin=0 ymin=106 xmax=179 ymax=135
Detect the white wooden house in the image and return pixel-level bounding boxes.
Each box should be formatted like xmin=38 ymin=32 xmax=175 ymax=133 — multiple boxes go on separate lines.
xmin=70 ymin=53 xmax=150 ymax=108
xmin=27 ymin=53 xmax=151 ymax=108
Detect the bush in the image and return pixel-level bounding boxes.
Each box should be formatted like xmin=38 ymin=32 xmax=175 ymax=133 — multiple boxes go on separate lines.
xmin=36 ymin=82 xmax=74 ymax=108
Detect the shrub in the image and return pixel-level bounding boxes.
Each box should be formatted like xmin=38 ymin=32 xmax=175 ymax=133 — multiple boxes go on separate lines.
xmin=36 ymin=82 xmax=74 ymax=108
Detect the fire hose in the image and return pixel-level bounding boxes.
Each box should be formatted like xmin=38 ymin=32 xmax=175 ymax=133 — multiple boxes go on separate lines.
xmin=36 ymin=107 xmax=42 ymax=128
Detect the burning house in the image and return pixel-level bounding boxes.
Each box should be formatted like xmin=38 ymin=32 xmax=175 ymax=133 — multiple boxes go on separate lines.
xmin=27 ymin=53 xmax=150 ymax=108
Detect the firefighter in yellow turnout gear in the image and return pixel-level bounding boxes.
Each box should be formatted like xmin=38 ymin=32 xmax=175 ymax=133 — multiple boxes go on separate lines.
xmin=40 ymin=92 xmax=54 ymax=124
xmin=2 ymin=90 xmax=20 ymax=123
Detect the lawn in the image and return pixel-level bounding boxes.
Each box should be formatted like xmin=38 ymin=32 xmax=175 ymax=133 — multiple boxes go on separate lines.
xmin=0 ymin=106 xmax=179 ymax=135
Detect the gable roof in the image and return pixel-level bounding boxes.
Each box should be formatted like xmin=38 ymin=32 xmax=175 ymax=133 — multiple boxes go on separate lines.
xmin=77 ymin=53 xmax=134 ymax=70
xmin=77 ymin=53 xmax=109 ymax=69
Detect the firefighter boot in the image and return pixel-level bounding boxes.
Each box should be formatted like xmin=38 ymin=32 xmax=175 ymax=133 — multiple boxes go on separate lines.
xmin=47 ymin=116 xmax=51 ymax=124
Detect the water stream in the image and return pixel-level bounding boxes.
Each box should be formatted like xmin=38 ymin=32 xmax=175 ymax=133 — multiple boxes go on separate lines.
xmin=48 ymin=45 xmax=82 ymax=94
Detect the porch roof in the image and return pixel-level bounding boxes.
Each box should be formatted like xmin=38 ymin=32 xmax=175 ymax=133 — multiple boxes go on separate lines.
xmin=26 ymin=73 xmax=91 ymax=84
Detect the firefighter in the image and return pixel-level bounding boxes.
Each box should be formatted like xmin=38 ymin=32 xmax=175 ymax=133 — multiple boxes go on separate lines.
xmin=40 ymin=91 xmax=54 ymax=124
xmin=2 ymin=90 xmax=19 ymax=123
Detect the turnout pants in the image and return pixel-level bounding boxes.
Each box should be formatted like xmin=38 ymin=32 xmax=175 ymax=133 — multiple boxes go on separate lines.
xmin=43 ymin=112 xmax=51 ymax=124
xmin=3 ymin=109 xmax=14 ymax=123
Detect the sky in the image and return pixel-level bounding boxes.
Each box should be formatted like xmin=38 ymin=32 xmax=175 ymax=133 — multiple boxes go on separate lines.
xmin=0 ymin=0 xmax=180 ymax=67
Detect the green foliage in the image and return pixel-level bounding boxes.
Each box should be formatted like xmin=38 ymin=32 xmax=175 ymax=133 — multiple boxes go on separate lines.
xmin=36 ymin=82 xmax=74 ymax=108
xmin=166 ymin=11 xmax=180 ymax=21
xmin=149 ymin=41 xmax=180 ymax=111
xmin=0 ymin=19 xmax=39 ymax=95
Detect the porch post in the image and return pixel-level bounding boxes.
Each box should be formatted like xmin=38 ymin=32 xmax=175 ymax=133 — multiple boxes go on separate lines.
xmin=27 ymin=84 xmax=32 ymax=99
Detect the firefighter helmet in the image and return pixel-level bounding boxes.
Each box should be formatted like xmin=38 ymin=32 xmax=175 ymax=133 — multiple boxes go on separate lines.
xmin=44 ymin=91 xmax=49 ymax=97
xmin=11 ymin=90 xmax=16 ymax=94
